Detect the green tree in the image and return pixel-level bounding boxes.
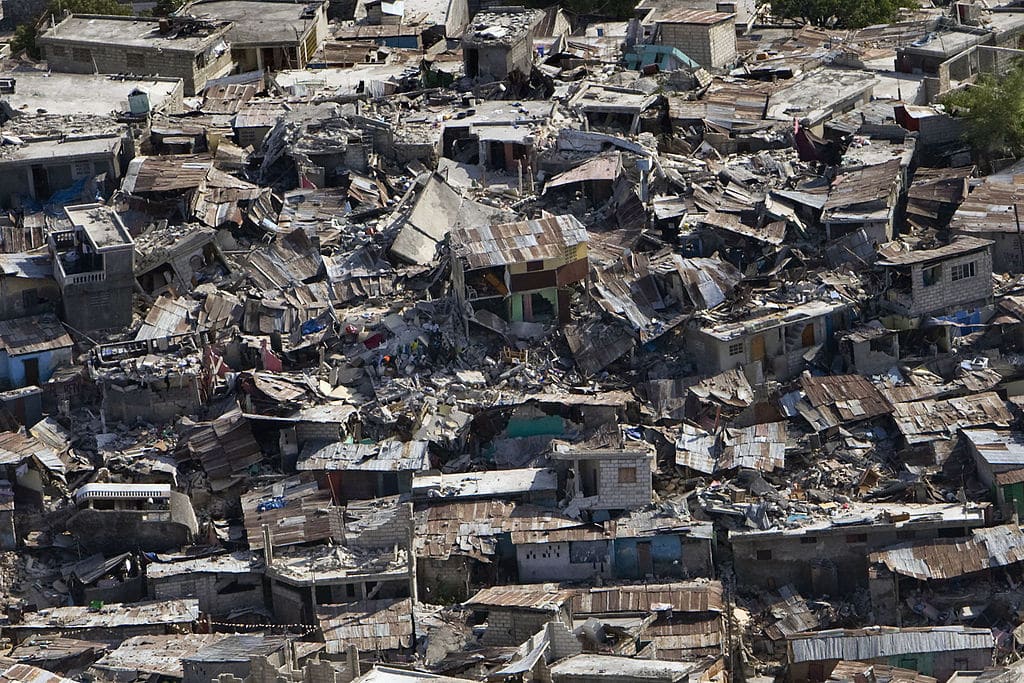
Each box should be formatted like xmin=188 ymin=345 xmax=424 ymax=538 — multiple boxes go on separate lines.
xmin=942 ymin=62 xmax=1024 ymax=167
xmin=768 ymin=0 xmax=912 ymax=28
xmin=12 ymin=0 xmax=131 ymax=58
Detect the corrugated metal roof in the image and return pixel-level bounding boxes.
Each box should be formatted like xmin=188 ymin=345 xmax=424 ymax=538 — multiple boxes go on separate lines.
xmin=464 ymin=585 xmax=574 ymax=611
xmin=318 ymin=599 xmax=414 ymax=654
xmin=298 ymin=439 xmax=429 ymax=472
xmin=0 ymin=664 xmax=76 ymax=683
xmin=453 ymin=214 xmax=588 ymax=270
xmin=0 ymin=314 xmax=72 ymax=356
xmin=572 ymin=581 xmax=724 ymax=615
xmin=415 ymin=501 xmax=581 ymax=561
xmin=869 ymin=525 xmax=1024 ymax=581
xmin=718 ymin=421 xmax=787 ymax=472
xmin=242 ymin=475 xmax=343 ymax=549
xmin=891 ymin=392 xmax=1012 ymax=444
xmin=13 ymin=600 xmax=199 ymax=631
xmin=92 ymin=634 xmax=227 ymax=678
xmin=876 ymin=236 xmax=993 ymax=266
xmin=950 ymin=177 xmax=1024 ymax=235
xmin=788 ymin=626 xmax=993 ymax=664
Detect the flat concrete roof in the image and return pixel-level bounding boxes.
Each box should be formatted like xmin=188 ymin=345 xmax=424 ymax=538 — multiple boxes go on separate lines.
xmin=0 ymin=69 xmax=182 ymax=117
xmin=188 ymin=0 xmax=323 ymax=45
xmin=64 ymin=204 xmax=134 ymax=250
xmin=38 ymin=15 xmax=229 ymax=52
xmin=0 ymin=136 xmax=123 ymax=165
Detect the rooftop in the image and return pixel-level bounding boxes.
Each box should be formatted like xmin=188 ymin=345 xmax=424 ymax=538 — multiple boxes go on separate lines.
xmin=188 ymin=0 xmax=325 ymax=45
xmin=453 ymin=214 xmax=589 ymax=270
xmin=411 ymin=468 xmax=558 ymax=500
xmin=0 ymin=69 xmax=182 ymax=118
xmin=63 ymin=204 xmax=134 ymax=250
xmin=38 ymin=15 xmax=230 ymax=52
xmin=462 ymin=7 xmax=543 ymax=47
xmin=876 ymin=236 xmax=993 ymax=267
xmin=184 ymin=635 xmax=288 ymax=662
xmin=549 ymin=654 xmax=700 ymax=680
xmin=0 ymin=314 xmax=73 ymax=357
xmin=12 ymin=600 xmax=200 ymax=630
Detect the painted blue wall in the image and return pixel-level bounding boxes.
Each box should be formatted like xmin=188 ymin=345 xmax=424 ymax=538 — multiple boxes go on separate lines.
xmin=1 ymin=348 xmax=67 ymax=388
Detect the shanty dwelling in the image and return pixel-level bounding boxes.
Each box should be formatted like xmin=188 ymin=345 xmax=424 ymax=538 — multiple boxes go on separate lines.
xmin=64 ymin=552 xmax=145 ymax=606
xmin=414 ymin=500 xmax=583 ymax=602
xmin=572 ymin=581 xmax=728 ymax=665
xmin=550 ymin=442 xmax=654 ymax=514
xmin=839 ymin=323 xmax=900 ymax=376
xmin=867 ymin=525 xmax=1024 ymax=626
xmin=543 ymin=154 xmax=622 ymax=204
xmin=36 ymin=15 xmax=233 ymax=96
xmin=0 ymin=314 xmax=73 ymax=389
xmin=463 ymin=585 xmax=575 ymax=647
xmin=67 ymin=483 xmax=199 ymax=553
xmin=451 ymin=215 xmax=589 ymax=328
xmin=729 ymin=503 xmax=989 ymax=597
xmin=876 ymin=237 xmax=995 ymax=349
xmin=317 ymin=598 xmax=415 ymax=662
xmin=146 ymin=552 xmax=265 ymax=619
xmin=949 ymin=177 xmax=1024 ymax=273
xmin=182 ymin=635 xmax=290 ymax=683
xmin=784 ymin=626 xmax=994 ymax=682
xmin=960 ymin=428 xmax=1024 ymax=520
xmin=684 ymin=299 xmax=853 ymax=383
xmin=461 ymin=7 xmax=544 ymax=82
xmin=0 ymin=254 xmax=62 ymax=322
xmin=827 ymin=661 xmax=938 ymax=683
xmin=186 ymin=0 xmax=330 ymax=72
xmin=0 ymin=132 xmax=129 ymax=210
xmin=7 ymin=638 xmax=109 ymax=674
xmin=821 ymin=159 xmax=904 ymax=245
xmin=609 ymin=511 xmax=715 ymax=580
xmin=4 ymin=599 xmax=200 ymax=646
xmin=256 ymin=496 xmax=415 ymax=624
xmin=650 ymin=8 xmax=737 ymax=70
xmin=50 ymin=204 xmax=135 ymax=333
xmin=0 ymin=430 xmax=69 ymax=516
xmin=296 ymin=439 xmax=430 ymax=503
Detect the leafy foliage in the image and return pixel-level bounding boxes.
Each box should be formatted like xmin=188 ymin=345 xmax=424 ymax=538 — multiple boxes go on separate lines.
xmin=769 ymin=0 xmax=912 ymax=28
xmin=942 ymin=62 xmax=1024 ymax=165
xmin=12 ymin=0 xmax=131 ymax=58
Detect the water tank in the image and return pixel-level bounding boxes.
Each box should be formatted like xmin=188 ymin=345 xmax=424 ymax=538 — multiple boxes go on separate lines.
xmin=127 ymin=89 xmax=151 ymax=116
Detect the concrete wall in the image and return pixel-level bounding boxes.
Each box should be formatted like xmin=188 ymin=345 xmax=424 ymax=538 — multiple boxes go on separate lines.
xmin=613 ymin=535 xmax=713 ymax=579
xmin=0 ymin=277 xmax=61 ymax=321
xmin=594 ymin=456 xmax=652 ymax=509
xmin=38 ymin=37 xmax=231 ymax=96
xmin=482 ymin=607 xmax=566 ymax=647
xmin=101 ymin=377 xmax=204 ymax=423
xmin=732 ymin=518 xmax=985 ymax=596
xmin=0 ymin=347 xmax=70 ymax=388
xmin=149 ymin=572 xmax=265 ymax=618
xmin=658 ymin=19 xmax=736 ymax=69
xmin=516 ymin=541 xmax=609 ymax=582
xmin=950 ymin=231 xmax=1023 ymax=274
xmin=346 ymin=501 xmax=412 ymax=550
xmin=903 ymin=247 xmax=993 ymax=316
